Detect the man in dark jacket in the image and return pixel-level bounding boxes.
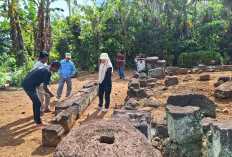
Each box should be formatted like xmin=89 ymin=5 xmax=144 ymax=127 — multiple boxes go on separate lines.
xmin=22 ymin=60 xmax=61 ymax=126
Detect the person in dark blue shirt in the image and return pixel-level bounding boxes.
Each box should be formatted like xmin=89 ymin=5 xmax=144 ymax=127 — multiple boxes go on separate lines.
xmin=55 ymin=53 xmax=76 ymax=101
xmin=22 ymin=60 xmax=61 ymax=126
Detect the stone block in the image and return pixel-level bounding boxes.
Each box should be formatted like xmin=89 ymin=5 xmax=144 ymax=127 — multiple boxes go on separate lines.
xmin=199 ymin=74 xmax=210 ymax=81
xmin=139 ymin=79 xmax=147 ymax=88
xmin=157 ymin=60 xmax=166 ymax=69
xmin=165 ymin=66 xmax=181 ymax=76
xmin=148 ymin=68 xmax=165 ymax=79
xmin=202 ymin=117 xmax=217 ymax=134
xmin=165 ymin=76 xmax=179 ymax=86
xmin=215 ymin=82 xmax=232 ymax=99
xmin=146 ymin=57 xmax=159 ymax=70
xmin=139 ymin=72 xmax=147 ymax=79
xmin=144 ymin=99 xmax=161 ymax=108
xmin=218 ymin=76 xmax=230 ymax=82
xmin=179 ymin=68 xmax=189 ymax=74
xmin=133 ymin=72 xmax=139 ymax=79
xmin=167 ymin=94 xmax=216 ymax=118
xmin=166 ymin=105 xmax=203 ymax=144
xmin=123 ymin=98 xmax=139 ymax=110
xmin=156 ymin=120 xmax=169 ymax=138
xmin=207 ymin=120 xmax=232 ymax=157
xmin=147 ymin=78 xmax=157 ymax=83
xmin=137 ymin=88 xmax=148 ymax=98
xmin=52 ymin=106 xmax=78 ymax=133
xmin=42 ymin=124 xmax=65 ymax=147
xmin=112 ymin=109 xmax=152 ymax=142
xmin=214 ymin=80 xmax=224 ymax=87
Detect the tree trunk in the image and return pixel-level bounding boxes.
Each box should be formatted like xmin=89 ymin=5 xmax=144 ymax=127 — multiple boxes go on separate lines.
xmin=8 ymin=0 xmax=28 ymax=66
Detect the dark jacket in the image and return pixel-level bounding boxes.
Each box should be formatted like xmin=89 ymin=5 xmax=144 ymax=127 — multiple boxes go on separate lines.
xmin=100 ymin=67 xmax=112 ymax=88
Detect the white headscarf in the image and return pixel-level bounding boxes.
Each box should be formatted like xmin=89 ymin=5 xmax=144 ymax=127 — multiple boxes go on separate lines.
xmin=98 ymin=59 xmax=113 ymax=84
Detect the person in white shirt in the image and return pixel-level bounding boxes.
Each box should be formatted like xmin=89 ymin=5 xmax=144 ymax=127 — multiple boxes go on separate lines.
xmin=33 ymin=51 xmax=52 ymax=114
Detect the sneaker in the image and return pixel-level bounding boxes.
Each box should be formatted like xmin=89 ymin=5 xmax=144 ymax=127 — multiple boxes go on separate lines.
xmin=101 ymin=108 xmax=108 ymax=112
xmin=55 ymin=97 xmax=60 ymax=102
xmin=36 ymin=121 xmax=48 ymax=127
xmin=94 ymin=106 xmax=102 ymax=110
xmin=44 ymin=109 xmax=52 ymax=113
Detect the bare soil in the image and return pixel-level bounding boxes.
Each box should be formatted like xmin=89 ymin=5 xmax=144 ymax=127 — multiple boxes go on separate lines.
xmin=1 ymin=70 xmax=232 ymax=157
xmin=0 ymin=71 xmax=133 ymax=157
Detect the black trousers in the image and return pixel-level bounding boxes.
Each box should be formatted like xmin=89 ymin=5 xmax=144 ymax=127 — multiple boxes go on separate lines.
xmin=98 ymin=83 xmax=111 ymax=109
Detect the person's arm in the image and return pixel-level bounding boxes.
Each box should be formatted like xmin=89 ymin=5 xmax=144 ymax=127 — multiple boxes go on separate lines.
xmin=43 ymin=71 xmax=54 ymax=97
xmin=71 ymin=62 xmax=76 ymax=77
xmin=43 ymin=85 xmax=54 ymax=97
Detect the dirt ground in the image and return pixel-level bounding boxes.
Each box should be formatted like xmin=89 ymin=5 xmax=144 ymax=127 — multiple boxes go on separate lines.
xmin=0 ymin=70 xmax=133 ymax=157
xmin=1 ymin=70 xmax=232 ymax=157
xmin=149 ymin=71 xmax=232 ymax=124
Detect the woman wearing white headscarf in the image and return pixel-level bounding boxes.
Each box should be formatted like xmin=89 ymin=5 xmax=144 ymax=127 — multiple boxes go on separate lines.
xmin=94 ymin=53 xmax=113 ymax=112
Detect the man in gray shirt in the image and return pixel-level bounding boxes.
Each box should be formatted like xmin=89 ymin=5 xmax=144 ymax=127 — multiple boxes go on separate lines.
xmin=33 ymin=51 xmax=51 ymax=113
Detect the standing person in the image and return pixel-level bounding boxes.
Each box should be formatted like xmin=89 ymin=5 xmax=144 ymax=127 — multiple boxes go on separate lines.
xmin=117 ymin=52 xmax=125 ymax=80
xmin=55 ymin=53 xmax=76 ymax=101
xmin=22 ymin=61 xmax=61 ymax=126
xmin=94 ymin=53 xmax=113 ymax=112
xmin=33 ymin=51 xmax=52 ymax=113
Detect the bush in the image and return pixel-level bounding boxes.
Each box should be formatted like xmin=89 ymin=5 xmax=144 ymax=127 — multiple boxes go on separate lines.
xmin=50 ymin=73 xmax=60 ymax=84
xmin=178 ymin=51 xmax=223 ymax=68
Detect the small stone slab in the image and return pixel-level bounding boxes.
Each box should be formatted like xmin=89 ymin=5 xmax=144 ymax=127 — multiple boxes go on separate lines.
xmin=133 ymin=72 xmax=140 ymax=78
xmin=218 ymin=76 xmax=230 ymax=82
xmin=199 ymin=75 xmax=210 ymax=81
xmin=215 ymin=82 xmax=232 ymax=99
xmin=156 ymin=120 xmax=168 ymax=138
xmin=139 ymin=79 xmax=148 ymax=88
xmin=123 ymin=98 xmax=139 ymax=110
xmin=42 ymin=124 xmax=65 ymax=147
xmin=202 ymin=117 xmax=217 ymax=134
xmin=144 ymin=99 xmax=161 ymax=108
xmin=139 ymin=72 xmax=147 ymax=79
xmin=165 ymin=76 xmax=179 ymax=86
xmin=52 ymin=106 xmax=78 ymax=133
xmin=129 ymin=79 xmax=140 ymax=89
xmin=165 ymin=66 xmax=181 ymax=76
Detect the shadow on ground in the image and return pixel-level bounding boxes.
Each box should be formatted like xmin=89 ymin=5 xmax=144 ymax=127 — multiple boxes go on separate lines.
xmin=0 ymin=116 xmax=37 ymax=147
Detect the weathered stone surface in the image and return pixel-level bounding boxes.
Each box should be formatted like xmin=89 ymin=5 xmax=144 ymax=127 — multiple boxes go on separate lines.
xmin=112 ymin=109 xmax=152 ymax=141
xmin=148 ymin=67 xmax=165 ymax=79
xmin=167 ymin=94 xmax=216 ymax=118
xmin=157 ymin=60 xmax=166 ymax=69
xmin=156 ymin=120 xmax=168 ymax=138
xmin=147 ymin=78 xmax=157 ymax=83
xmin=202 ymin=117 xmax=217 ymax=134
xmin=197 ymin=64 xmax=207 ymax=72
xmin=218 ymin=76 xmax=230 ymax=82
xmin=167 ymin=141 xmax=203 ymax=157
xmin=54 ymin=120 xmax=162 ymax=157
xmin=139 ymin=72 xmax=147 ymax=79
xmin=179 ymin=68 xmax=189 ymax=74
xmin=52 ymin=106 xmax=77 ymax=133
xmin=165 ymin=76 xmax=179 ymax=86
xmin=133 ymin=72 xmax=139 ymax=79
xmin=149 ymin=83 xmax=156 ymax=88
xmin=166 ymin=105 xmax=203 ymax=144
xmin=83 ymin=81 xmax=98 ymax=88
xmin=144 ymin=99 xmax=161 ymax=108
xmin=128 ymin=79 xmax=140 ymax=89
xmin=215 ymin=82 xmax=232 ymax=99
xmin=207 ymin=120 xmax=232 ymax=157
xmin=123 ymin=98 xmax=139 ymax=110
xmin=222 ymin=65 xmax=232 ymax=71
xmin=165 ymin=66 xmax=181 ymax=76
xmin=55 ymin=83 xmax=98 ymax=115
xmin=127 ymin=87 xmax=137 ymax=98
xmin=199 ymin=74 xmax=210 ymax=81
xmin=146 ymin=57 xmax=159 ymax=70
xmin=137 ymin=88 xmax=148 ymax=98
xmin=214 ymin=80 xmax=224 ymax=87
xmin=139 ymin=79 xmax=147 ymax=87
xmin=42 ymin=124 xmax=65 ymax=147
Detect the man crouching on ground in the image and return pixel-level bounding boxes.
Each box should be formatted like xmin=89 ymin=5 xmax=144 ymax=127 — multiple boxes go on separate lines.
xmin=22 ymin=60 xmax=61 ymax=126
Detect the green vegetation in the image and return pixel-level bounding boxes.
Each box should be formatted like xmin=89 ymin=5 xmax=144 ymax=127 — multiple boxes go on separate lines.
xmin=0 ymin=0 xmax=232 ymax=86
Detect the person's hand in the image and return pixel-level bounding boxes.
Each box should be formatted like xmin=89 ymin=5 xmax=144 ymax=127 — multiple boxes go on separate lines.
xmin=49 ymin=93 xmax=54 ymax=98
xmin=70 ymin=74 xmax=74 ymax=78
